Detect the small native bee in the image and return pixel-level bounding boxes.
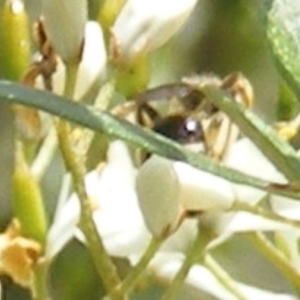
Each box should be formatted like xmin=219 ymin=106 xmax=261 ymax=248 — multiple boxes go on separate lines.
xmin=132 ymin=72 xmax=253 ymax=160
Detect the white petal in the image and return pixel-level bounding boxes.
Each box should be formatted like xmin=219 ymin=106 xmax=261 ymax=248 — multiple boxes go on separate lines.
xmin=47 ymin=141 xmax=149 ymax=259
xmin=199 ymin=209 xmax=298 ymax=250
xmin=46 ymin=195 xmax=80 ymax=259
xmin=112 ymin=0 xmax=197 ymax=61
xmin=86 ymin=141 xmax=150 ymax=257
xmin=174 ymin=161 xmax=234 ymax=211
xmin=46 ymin=169 xmax=108 ymax=259
xmin=225 ymin=138 xmax=287 ymax=205
xmin=270 ymin=197 xmax=300 ymax=271
xmin=75 ymin=21 xmax=107 ymax=99
xmin=271 ymin=196 xmax=300 ymax=221
xmin=204 ymin=211 xmax=294 ymax=235
xmin=92 ymin=215 xmax=150 ymax=259
xmin=225 ymin=138 xmax=286 ymax=182
xmin=136 ymin=155 xmax=182 ymax=238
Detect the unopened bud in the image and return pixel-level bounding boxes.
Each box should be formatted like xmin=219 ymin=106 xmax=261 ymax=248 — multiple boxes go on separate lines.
xmin=136 ymin=156 xmax=183 ymax=238
xmin=111 ymin=0 xmax=197 ymax=63
xmin=0 ymin=0 xmax=31 ymax=80
xmin=136 ymin=156 xmax=235 ymax=238
xmin=42 ymin=0 xmax=87 ymax=64
xmin=13 ymin=146 xmax=47 ymax=245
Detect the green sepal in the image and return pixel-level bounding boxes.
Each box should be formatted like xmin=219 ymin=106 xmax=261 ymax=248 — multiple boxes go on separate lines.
xmin=97 ymin=0 xmax=127 ymax=42
xmin=113 ymin=55 xmax=150 ymax=98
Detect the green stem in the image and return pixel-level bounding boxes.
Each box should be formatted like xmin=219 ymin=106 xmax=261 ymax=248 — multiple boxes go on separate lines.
xmin=204 ymin=255 xmax=248 ymax=300
xmin=55 ymin=63 xmax=123 ymax=298
xmin=247 ymin=232 xmax=300 ymax=292
xmin=64 ymin=63 xmax=79 ymax=99
xmin=112 ymin=238 xmax=162 ymax=297
xmin=161 ymin=226 xmax=212 ymax=300
xmin=31 ymin=260 xmax=50 ymax=300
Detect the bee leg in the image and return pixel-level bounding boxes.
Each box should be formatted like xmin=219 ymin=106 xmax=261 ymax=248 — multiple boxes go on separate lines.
xmin=136 ymin=102 xmax=161 ymax=127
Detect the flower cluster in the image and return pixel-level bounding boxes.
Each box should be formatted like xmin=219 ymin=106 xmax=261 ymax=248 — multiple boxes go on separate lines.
xmin=1 ymin=0 xmax=300 ymax=300
xmin=50 ymin=136 xmax=300 ymax=299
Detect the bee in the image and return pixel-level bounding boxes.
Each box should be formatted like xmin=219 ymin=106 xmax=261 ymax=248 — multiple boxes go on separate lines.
xmin=131 ymin=72 xmax=253 ymax=160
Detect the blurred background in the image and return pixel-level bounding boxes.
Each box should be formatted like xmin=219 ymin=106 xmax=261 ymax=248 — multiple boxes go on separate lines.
xmin=0 ymin=0 xmax=295 ymax=299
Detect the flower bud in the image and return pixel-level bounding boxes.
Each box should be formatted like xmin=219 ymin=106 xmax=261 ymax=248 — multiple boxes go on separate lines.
xmin=136 ymin=156 xmax=183 ymax=238
xmin=111 ymin=0 xmax=197 ymax=63
xmin=0 ymin=0 xmax=31 ymax=80
xmin=136 ymin=156 xmax=235 ymax=238
xmin=13 ymin=146 xmax=47 ymax=245
xmin=98 ymin=0 xmax=127 ymax=39
xmin=42 ymin=0 xmax=87 ymax=64
xmin=50 ymin=21 xmax=107 ymax=100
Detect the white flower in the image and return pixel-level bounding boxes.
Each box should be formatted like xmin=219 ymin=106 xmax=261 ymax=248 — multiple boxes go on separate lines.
xmin=46 ymin=140 xmax=150 ymax=260
xmin=42 ymin=0 xmax=87 ymax=63
xmin=136 ymin=154 xmax=234 ymax=238
xmin=111 ymin=0 xmax=197 ymax=62
xmin=47 ymin=138 xmax=300 ymax=299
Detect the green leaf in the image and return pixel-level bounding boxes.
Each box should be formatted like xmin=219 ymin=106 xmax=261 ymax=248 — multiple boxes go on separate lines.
xmin=0 ymin=80 xmax=299 ymax=199
xmin=202 ymin=85 xmax=300 ymax=182
xmin=266 ymin=0 xmax=300 ymax=97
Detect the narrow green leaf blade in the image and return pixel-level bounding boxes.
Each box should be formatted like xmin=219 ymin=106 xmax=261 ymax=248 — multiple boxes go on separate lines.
xmin=202 ymin=85 xmax=300 ymax=182
xmin=0 ymin=80 xmax=299 ymax=199
xmin=267 ymin=0 xmax=300 ymax=97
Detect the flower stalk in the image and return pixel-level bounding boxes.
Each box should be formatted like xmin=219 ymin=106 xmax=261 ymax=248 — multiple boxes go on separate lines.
xmin=55 ymin=63 xmax=123 ymax=298
xmin=31 ymin=259 xmax=51 ymax=300
xmin=111 ymin=237 xmax=163 ymax=297
xmin=161 ymin=224 xmax=214 ymax=300
xmin=248 ymin=232 xmax=300 ymax=293
xmin=204 ymin=254 xmax=248 ymax=300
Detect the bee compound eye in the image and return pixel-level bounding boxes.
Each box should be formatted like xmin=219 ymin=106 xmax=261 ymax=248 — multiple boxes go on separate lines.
xmin=153 ymin=115 xmax=204 ymax=144
xmin=181 ymin=118 xmax=205 ymax=143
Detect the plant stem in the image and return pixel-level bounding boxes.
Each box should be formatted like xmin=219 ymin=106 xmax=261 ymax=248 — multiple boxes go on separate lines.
xmin=31 ymin=260 xmax=50 ymax=300
xmin=204 ymin=254 xmax=248 ymax=300
xmin=63 ymin=63 xmax=78 ymax=99
xmin=161 ymin=226 xmax=212 ymax=300
xmin=55 ymin=63 xmax=123 ymax=298
xmin=248 ymin=232 xmax=300 ymax=292
xmin=112 ymin=238 xmax=162 ymax=297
